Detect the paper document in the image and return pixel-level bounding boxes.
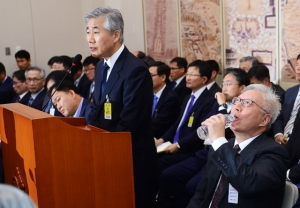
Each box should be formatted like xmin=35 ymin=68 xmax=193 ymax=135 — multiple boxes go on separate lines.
xmin=157 ymin=141 xmax=172 ymax=153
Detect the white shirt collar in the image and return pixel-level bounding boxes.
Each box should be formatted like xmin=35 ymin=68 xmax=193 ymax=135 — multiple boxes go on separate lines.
xmin=192 ymin=85 xmax=206 ymax=101
xmin=74 ymin=72 xmax=84 ymax=87
xmin=73 ymin=98 xmax=84 ymax=118
xmin=104 ymin=44 xmax=125 ymax=70
xmin=175 ymin=76 xmax=185 ymax=85
xmin=154 ymin=85 xmax=166 ymax=100
xmin=31 ymin=88 xmax=44 ymax=99
xmin=206 ymin=81 xmax=216 ymax=90
xmin=19 ymin=91 xmax=29 ymax=99
xmin=234 ymin=134 xmax=260 ymax=152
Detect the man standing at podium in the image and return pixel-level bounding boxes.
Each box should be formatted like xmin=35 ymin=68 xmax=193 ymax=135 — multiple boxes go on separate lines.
xmin=85 ymin=7 xmax=157 ymax=208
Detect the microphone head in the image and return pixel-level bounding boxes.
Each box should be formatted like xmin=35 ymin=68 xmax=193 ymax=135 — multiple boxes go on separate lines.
xmin=72 ymin=54 xmax=82 ymax=66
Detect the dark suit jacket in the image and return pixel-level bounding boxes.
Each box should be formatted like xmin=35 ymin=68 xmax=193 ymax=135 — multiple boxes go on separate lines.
xmin=79 ymin=98 xmax=94 ymax=124
xmin=28 ymin=88 xmax=47 ymax=111
xmin=152 ymin=86 xmax=180 ymax=138
xmin=271 ymin=82 xmax=285 ymax=104
xmin=272 ymin=84 xmax=299 ymax=136
xmin=188 ymin=134 xmax=289 ymax=208
xmin=12 ymin=91 xmax=31 ymax=105
xmin=3 ymin=76 xmax=13 ymax=88
xmin=208 ymin=82 xmax=221 ymax=96
xmin=162 ymin=88 xmax=215 ymax=153
xmin=285 ymin=114 xmax=300 ymax=184
xmin=77 ymin=73 xmax=92 ymax=99
xmin=90 ymin=46 xmax=157 ymax=207
xmin=0 ymin=82 xmax=16 ymax=104
xmin=171 ymin=78 xmax=192 ymax=106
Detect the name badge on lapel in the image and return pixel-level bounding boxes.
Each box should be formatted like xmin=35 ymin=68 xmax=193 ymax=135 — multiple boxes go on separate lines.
xmin=228 ymin=183 xmax=238 ymax=204
xmin=104 ymin=94 xmax=112 ymax=120
xmin=188 ymin=112 xmax=194 ymax=127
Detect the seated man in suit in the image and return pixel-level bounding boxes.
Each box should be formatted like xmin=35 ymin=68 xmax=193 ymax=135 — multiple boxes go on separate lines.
xmin=15 ymin=50 xmax=31 ymax=70
xmin=83 ymin=55 xmax=100 ymax=102
xmin=206 ymin=60 xmax=221 ymax=95
xmin=156 ymin=60 xmax=215 ymax=176
xmin=25 ymin=66 xmax=47 ymax=111
xmin=71 ymin=61 xmax=92 ymax=99
xmin=156 ymin=68 xmax=250 ymax=208
xmin=0 ymin=62 xmax=13 ymax=88
xmin=149 ymin=61 xmax=180 ymax=139
xmin=11 ymin=70 xmax=31 ymax=104
xmin=248 ymin=64 xmax=285 ymax=104
xmin=187 ymin=84 xmax=289 ymax=208
xmin=273 ymin=54 xmax=300 ymax=145
xmin=169 ymin=57 xmax=191 ymax=105
xmin=50 ymin=80 xmax=93 ymax=124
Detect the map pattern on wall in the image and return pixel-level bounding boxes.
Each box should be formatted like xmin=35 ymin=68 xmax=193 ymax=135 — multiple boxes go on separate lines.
xmin=180 ymin=0 xmax=222 ymax=70
xmin=224 ymin=0 xmax=277 ymax=81
xmin=281 ymin=0 xmax=300 ymax=82
xmin=143 ymin=0 xmax=180 ymax=64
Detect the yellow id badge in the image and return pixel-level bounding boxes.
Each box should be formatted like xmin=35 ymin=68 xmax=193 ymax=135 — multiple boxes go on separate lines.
xmin=188 ymin=116 xmax=194 ymax=127
xmin=104 ymin=102 xmax=112 ymax=120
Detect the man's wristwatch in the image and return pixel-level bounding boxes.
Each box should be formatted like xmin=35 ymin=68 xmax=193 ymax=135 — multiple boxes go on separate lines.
xmin=219 ymin=103 xmax=228 ymax=109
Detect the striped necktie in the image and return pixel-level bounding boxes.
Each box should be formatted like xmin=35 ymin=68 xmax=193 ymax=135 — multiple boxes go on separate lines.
xmin=284 ymin=98 xmax=300 ymax=136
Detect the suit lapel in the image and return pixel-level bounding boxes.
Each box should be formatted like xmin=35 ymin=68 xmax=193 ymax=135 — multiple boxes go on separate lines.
xmin=99 ymin=47 xmax=128 ymax=104
xmin=31 ymin=88 xmax=45 ymax=106
xmin=155 ymin=86 xmax=168 ymax=110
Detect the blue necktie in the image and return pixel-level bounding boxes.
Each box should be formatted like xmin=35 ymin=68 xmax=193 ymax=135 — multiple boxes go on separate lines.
xmin=173 ymin=95 xmax=195 ymax=143
xmin=152 ymin=95 xmax=158 ymax=116
xmin=28 ymin=97 xmax=33 ymax=106
xmin=101 ymin=63 xmax=110 ymax=95
xmin=172 ymin=82 xmax=177 ymax=90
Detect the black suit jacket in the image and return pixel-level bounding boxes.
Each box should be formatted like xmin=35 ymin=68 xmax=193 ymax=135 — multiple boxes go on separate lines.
xmin=171 ymin=78 xmax=192 ymax=106
xmin=285 ymin=114 xmax=300 ymax=184
xmin=3 ymin=76 xmax=13 ymax=88
xmin=208 ymin=82 xmax=221 ymax=96
xmin=28 ymin=88 xmax=47 ymax=111
xmin=272 ymin=84 xmax=299 ymax=136
xmin=162 ymin=88 xmax=214 ymax=153
xmin=77 ymin=74 xmax=92 ymax=99
xmin=152 ymin=86 xmax=180 ymax=138
xmin=12 ymin=91 xmax=31 ymax=105
xmin=188 ymin=134 xmax=289 ymax=208
xmin=90 ymin=46 xmax=157 ymax=207
xmin=0 ymin=82 xmax=16 ymax=104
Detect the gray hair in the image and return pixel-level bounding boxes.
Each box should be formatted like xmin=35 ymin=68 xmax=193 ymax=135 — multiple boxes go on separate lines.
xmin=242 ymin=84 xmax=281 ymax=129
xmin=85 ymin=7 xmax=124 ymax=44
xmin=25 ymin=66 xmax=46 ymax=79
xmin=239 ymin=56 xmax=259 ymax=68
xmin=0 ymin=184 xmax=37 ymax=208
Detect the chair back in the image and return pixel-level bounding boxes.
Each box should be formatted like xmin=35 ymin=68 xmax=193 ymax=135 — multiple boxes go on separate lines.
xmin=281 ymin=181 xmax=299 ymax=208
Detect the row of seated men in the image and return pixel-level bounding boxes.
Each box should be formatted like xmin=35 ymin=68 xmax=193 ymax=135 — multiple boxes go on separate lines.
xmin=0 ymin=52 xmax=299 ymax=208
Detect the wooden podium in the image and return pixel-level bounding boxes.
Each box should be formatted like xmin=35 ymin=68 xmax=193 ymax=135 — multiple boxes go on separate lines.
xmin=0 ymin=103 xmax=135 ymax=208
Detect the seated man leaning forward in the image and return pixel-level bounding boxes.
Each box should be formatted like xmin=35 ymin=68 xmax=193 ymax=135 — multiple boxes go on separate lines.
xmin=187 ymin=84 xmax=289 ymax=208
xmin=49 ymin=80 xmax=93 ymax=124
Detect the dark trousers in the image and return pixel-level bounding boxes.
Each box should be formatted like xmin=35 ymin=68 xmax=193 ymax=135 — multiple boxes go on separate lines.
xmin=158 ymin=149 xmax=208 ymax=208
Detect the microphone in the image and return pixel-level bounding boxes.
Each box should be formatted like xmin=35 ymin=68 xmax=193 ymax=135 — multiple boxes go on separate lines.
xmin=42 ymin=54 xmax=82 ymax=112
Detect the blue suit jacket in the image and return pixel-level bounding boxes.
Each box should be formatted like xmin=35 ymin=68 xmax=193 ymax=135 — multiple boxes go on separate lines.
xmin=162 ymin=88 xmax=215 ymax=153
xmin=28 ymin=88 xmax=47 ymax=111
xmin=77 ymin=74 xmax=91 ymax=99
xmin=3 ymin=76 xmax=13 ymax=88
xmin=272 ymin=84 xmax=299 ymax=136
xmin=152 ymin=85 xmax=180 ymax=138
xmin=188 ymin=134 xmax=289 ymax=208
xmin=79 ymin=98 xmax=93 ymax=124
xmin=90 ymin=46 xmax=157 ymax=206
xmin=0 ymin=82 xmax=16 ymax=104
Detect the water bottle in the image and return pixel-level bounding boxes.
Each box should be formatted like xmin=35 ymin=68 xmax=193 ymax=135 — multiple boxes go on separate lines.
xmin=197 ymin=114 xmax=236 ymax=140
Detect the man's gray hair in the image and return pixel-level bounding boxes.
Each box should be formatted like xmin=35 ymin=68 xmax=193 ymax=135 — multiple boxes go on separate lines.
xmin=25 ymin=66 xmax=46 ymax=79
xmin=85 ymin=7 xmax=124 ymax=44
xmin=0 ymin=184 xmax=37 ymax=208
xmin=242 ymin=84 xmax=281 ymax=128
xmin=239 ymin=56 xmax=259 ymax=68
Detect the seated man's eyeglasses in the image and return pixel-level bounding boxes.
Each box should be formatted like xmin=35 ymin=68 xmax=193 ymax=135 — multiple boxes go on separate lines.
xmin=232 ymin=97 xmax=269 ymax=114
xmin=26 ymin=78 xmax=43 ymax=83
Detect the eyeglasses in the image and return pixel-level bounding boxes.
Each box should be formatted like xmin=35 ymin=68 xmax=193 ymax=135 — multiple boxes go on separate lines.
xmin=151 ymin=74 xmax=158 ymax=77
xmin=170 ymin=67 xmax=180 ymax=70
xmin=13 ymin=81 xmax=23 ymax=85
xmin=232 ymin=97 xmax=268 ymax=114
xmin=185 ymin=73 xmax=201 ymax=77
xmin=26 ymin=78 xmax=43 ymax=83
xmin=220 ymin=83 xmax=240 ymax=88
xmin=83 ymin=68 xmax=95 ymax=73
